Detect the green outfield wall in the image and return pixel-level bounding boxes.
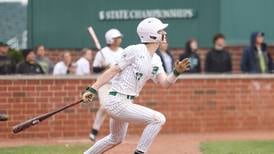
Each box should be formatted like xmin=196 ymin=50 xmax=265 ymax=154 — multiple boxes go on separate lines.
xmin=28 ymin=0 xmax=274 ymax=48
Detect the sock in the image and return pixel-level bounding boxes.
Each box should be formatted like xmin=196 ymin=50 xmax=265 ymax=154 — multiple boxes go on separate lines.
xmin=91 ymin=128 xmax=98 ymax=136
xmin=134 ymin=150 xmax=144 ymax=154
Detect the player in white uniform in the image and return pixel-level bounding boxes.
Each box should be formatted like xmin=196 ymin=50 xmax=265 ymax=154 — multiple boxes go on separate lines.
xmin=82 ymin=17 xmax=190 ymax=154
xmin=89 ymin=29 xmax=124 ymax=141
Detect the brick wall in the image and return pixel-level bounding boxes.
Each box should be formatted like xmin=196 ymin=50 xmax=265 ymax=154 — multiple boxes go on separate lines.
xmin=45 ymin=46 xmax=274 ymax=73
xmin=0 ymin=75 xmax=274 ymax=139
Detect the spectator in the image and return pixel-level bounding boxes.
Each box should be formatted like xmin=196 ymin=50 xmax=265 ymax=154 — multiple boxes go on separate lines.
xmin=179 ymin=39 xmax=201 ymax=73
xmin=53 ymin=52 xmax=75 ymax=75
xmin=0 ymin=42 xmax=16 ymax=74
xmin=241 ymin=32 xmax=273 ymax=73
xmin=16 ymin=49 xmax=44 ymax=74
xmin=156 ymin=41 xmax=174 ymax=74
xmin=35 ymin=45 xmax=54 ymax=74
xmin=205 ymin=33 xmax=232 ymax=73
xmin=75 ymin=48 xmax=93 ymax=75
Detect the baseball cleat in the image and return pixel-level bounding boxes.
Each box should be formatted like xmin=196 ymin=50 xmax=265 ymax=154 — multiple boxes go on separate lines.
xmin=89 ymin=133 xmax=96 ymax=141
xmin=134 ymin=150 xmax=144 ymax=154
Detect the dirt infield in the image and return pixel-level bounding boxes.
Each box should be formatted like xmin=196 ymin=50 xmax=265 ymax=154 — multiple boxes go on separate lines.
xmin=1 ymin=132 xmax=274 ymax=154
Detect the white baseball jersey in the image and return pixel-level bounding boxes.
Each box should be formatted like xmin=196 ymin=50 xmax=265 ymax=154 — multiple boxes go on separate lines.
xmin=53 ymin=61 xmax=68 ymax=75
xmin=85 ymin=44 xmax=168 ymax=154
xmin=111 ymin=44 xmax=165 ymax=96
xmin=93 ymin=46 xmax=124 ymax=67
xmin=75 ymin=57 xmax=90 ymax=75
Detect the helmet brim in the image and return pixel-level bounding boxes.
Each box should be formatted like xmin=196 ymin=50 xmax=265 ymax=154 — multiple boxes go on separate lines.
xmin=162 ymin=23 xmax=168 ymax=29
xmin=157 ymin=23 xmax=168 ymax=32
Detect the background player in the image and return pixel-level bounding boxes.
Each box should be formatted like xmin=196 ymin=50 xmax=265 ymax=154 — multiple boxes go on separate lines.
xmin=82 ymin=17 xmax=190 ymax=154
xmin=89 ymin=29 xmax=124 ymax=141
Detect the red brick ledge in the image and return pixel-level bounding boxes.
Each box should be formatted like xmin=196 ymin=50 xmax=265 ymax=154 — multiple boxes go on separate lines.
xmin=0 ymin=74 xmax=274 ymax=80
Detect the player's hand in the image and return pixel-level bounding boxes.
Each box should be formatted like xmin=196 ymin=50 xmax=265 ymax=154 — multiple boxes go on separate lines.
xmin=174 ymin=58 xmax=191 ymax=76
xmin=82 ymin=87 xmax=97 ymax=104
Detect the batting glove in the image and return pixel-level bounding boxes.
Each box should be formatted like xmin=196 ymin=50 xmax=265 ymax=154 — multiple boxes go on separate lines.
xmin=173 ymin=58 xmax=191 ymax=76
xmin=82 ymin=87 xmax=97 ymax=104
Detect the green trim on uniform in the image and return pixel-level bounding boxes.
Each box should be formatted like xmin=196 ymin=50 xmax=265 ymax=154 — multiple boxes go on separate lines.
xmin=173 ymin=69 xmax=181 ymax=77
xmin=126 ymin=95 xmax=135 ymax=99
xmin=86 ymin=87 xmax=97 ymax=94
xmin=109 ymin=91 xmax=135 ymax=100
xmin=109 ymin=91 xmax=118 ymax=96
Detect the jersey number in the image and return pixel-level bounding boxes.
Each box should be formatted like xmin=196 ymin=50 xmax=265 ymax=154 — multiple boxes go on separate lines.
xmin=135 ymin=72 xmax=143 ymax=81
xmin=152 ymin=66 xmax=159 ymax=75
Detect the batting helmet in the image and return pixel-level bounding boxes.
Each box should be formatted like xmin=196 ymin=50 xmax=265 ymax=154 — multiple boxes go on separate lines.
xmin=105 ymin=29 xmax=123 ymax=45
xmin=137 ymin=17 xmax=168 ymax=43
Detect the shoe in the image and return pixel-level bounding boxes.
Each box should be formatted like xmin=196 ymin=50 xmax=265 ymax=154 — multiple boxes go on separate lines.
xmin=0 ymin=114 xmax=8 ymax=121
xmin=89 ymin=133 xmax=96 ymax=141
xmin=134 ymin=150 xmax=144 ymax=154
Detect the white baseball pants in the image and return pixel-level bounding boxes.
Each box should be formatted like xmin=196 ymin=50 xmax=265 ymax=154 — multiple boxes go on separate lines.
xmin=84 ymin=92 xmax=166 ymax=154
xmin=92 ymin=84 xmax=110 ymax=130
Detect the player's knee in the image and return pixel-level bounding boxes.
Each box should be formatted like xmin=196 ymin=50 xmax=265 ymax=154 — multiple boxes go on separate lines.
xmin=111 ymin=139 xmax=123 ymax=145
xmin=109 ymin=135 xmax=124 ymax=145
xmin=153 ymin=112 xmax=166 ymax=125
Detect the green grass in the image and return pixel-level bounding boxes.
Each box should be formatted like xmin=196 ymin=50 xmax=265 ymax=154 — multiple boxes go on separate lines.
xmin=0 ymin=144 xmax=91 ymax=154
xmin=201 ymin=140 xmax=274 ymax=154
xmin=4 ymin=140 xmax=274 ymax=154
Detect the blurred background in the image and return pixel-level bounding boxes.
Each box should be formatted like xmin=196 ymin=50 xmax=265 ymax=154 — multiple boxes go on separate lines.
xmin=0 ymin=0 xmax=274 ymax=154
xmin=1 ymin=0 xmax=274 ymax=48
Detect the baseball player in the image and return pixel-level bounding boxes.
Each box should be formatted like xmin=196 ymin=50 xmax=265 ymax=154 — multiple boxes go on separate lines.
xmin=89 ymin=28 xmax=124 ymax=141
xmin=82 ymin=17 xmax=190 ymax=154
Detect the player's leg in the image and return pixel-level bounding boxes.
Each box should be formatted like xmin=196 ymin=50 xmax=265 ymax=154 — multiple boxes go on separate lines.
xmin=89 ymin=84 xmax=109 ymax=141
xmin=84 ymin=118 xmax=128 ymax=154
xmin=115 ymin=103 xmax=166 ymax=153
xmin=90 ymin=106 xmax=107 ymax=141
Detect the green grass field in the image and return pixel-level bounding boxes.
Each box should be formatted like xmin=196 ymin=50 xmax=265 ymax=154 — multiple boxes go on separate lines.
xmin=201 ymin=140 xmax=274 ymax=154
xmin=0 ymin=144 xmax=91 ymax=154
xmin=1 ymin=140 xmax=274 ymax=154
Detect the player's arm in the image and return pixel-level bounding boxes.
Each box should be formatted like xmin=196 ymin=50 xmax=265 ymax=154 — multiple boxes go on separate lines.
xmin=82 ymin=46 xmax=135 ymax=103
xmin=157 ymin=58 xmax=190 ymax=88
xmin=92 ymin=65 xmax=121 ymax=90
xmin=81 ymin=65 xmax=121 ymax=103
xmin=93 ymin=48 xmax=135 ymax=89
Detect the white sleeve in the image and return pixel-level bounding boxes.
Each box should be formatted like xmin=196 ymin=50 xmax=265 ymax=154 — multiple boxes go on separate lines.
xmin=76 ymin=60 xmax=90 ymax=75
xmin=82 ymin=61 xmax=90 ymax=75
xmin=151 ymin=55 xmax=165 ymax=82
xmin=93 ymin=51 xmax=104 ymax=67
xmin=53 ymin=64 xmax=58 ymax=75
xmin=53 ymin=63 xmax=62 ymax=75
xmin=115 ymin=46 xmax=136 ymax=70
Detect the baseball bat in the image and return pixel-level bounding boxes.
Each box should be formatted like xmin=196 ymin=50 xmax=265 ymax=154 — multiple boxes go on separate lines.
xmin=87 ymin=26 xmax=102 ymax=50
xmin=87 ymin=26 xmax=106 ymax=60
xmin=12 ymin=99 xmax=83 ymax=134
